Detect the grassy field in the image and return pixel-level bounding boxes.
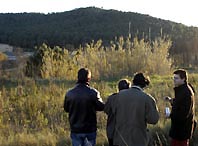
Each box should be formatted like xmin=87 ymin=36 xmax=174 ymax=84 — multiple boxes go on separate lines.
xmin=0 ymin=74 xmax=198 ymax=146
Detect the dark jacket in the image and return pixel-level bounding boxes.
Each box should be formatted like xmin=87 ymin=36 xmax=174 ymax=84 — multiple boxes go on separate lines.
xmin=64 ymin=83 xmax=104 ymax=133
xmin=169 ymin=83 xmax=195 ymax=140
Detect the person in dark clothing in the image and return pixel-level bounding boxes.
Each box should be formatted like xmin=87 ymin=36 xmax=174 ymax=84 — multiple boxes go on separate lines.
xmin=64 ymin=68 xmax=104 ymax=146
xmin=165 ymin=69 xmax=195 ymax=146
xmin=104 ymin=79 xmax=131 ymax=146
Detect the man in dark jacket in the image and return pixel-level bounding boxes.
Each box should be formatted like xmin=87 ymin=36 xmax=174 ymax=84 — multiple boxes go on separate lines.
xmin=64 ymin=68 xmax=104 ymax=146
xmin=166 ymin=69 xmax=195 ymax=146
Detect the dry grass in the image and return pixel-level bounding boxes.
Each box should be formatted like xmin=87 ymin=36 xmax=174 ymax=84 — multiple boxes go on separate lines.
xmin=0 ymin=74 xmax=198 ymax=146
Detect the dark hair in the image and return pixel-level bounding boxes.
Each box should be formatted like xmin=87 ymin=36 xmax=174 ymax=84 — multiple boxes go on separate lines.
xmin=133 ymin=72 xmax=150 ymax=88
xmin=173 ymin=69 xmax=188 ymax=82
xmin=77 ymin=68 xmax=91 ymax=83
xmin=118 ymin=79 xmax=131 ymax=91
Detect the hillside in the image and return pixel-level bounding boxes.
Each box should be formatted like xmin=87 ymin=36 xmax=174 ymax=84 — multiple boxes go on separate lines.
xmin=0 ymin=7 xmax=181 ymax=48
xmin=0 ymin=7 xmax=198 ymax=66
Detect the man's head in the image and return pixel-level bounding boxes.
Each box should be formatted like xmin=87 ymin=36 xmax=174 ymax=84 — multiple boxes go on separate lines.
xmin=77 ymin=68 xmax=91 ymax=83
xmin=173 ymin=69 xmax=188 ymax=87
xmin=118 ymin=79 xmax=131 ymax=91
xmin=133 ymin=72 xmax=150 ymax=88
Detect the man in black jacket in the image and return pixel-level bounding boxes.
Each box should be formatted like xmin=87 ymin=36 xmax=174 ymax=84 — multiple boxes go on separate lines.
xmin=64 ymin=68 xmax=104 ymax=146
xmin=166 ymin=69 xmax=195 ymax=146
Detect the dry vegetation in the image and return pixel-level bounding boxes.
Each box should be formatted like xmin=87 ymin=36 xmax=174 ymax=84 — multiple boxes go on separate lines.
xmin=0 ymin=37 xmax=197 ymax=146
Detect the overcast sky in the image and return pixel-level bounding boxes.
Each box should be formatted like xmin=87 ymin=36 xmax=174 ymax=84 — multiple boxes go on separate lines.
xmin=0 ymin=0 xmax=197 ymax=27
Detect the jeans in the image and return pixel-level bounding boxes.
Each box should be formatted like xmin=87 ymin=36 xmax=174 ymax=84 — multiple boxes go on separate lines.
xmin=71 ymin=132 xmax=96 ymax=146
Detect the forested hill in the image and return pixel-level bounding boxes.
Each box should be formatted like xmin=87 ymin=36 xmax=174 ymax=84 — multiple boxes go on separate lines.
xmin=0 ymin=7 xmax=198 ymax=66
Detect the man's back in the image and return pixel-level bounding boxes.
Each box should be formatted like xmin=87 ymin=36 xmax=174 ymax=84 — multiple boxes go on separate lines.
xmin=113 ymin=87 xmax=159 ymax=146
xmin=64 ymin=68 xmax=104 ymax=146
xmin=64 ymin=83 xmax=104 ymax=133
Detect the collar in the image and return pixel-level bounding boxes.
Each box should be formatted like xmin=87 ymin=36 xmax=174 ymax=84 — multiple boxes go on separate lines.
xmin=174 ymin=83 xmax=187 ymax=90
xmin=131 ymin=85 xmax=143 ymax=91
xmin=76 ymin=82 xmax=90 ymax=86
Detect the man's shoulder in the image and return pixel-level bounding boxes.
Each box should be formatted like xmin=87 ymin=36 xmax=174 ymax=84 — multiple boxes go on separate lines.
xmin=66 ymin=87 xmax=75 ymax=96
xmin=145 ymin=93 xmax=157 ymax=103
xmin=186 ymin=84 xmax=195 ymax=95
xmin=108 ymin=93 xmax=117 ymax=98
xmin=66 ymin=84 xmax=80 ymax=95
xmin=88 ymin=86 xmax=100 ymax=94
xmin=106 ymin=93 xmax=117 ymax=101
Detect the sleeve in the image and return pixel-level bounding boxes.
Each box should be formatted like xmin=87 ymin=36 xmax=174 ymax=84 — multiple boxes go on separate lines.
xmin=95 ymin=90 xmax=105 ymax=111
xmin=145 ymin=95 xmax=159 ymax=124
xmin=111 ymin=93 xmax=118 ymax=115
xmin=104 ymin=95 xmax=113 ymax=115
xmin=63 ymin=94 xmax=70 ymax=112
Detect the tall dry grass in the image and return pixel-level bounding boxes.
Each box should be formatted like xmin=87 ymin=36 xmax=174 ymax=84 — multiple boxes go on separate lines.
xmin=0 ymin=73 xmax=198 ymax=146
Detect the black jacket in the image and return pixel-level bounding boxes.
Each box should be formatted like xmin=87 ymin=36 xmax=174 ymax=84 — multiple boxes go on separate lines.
xmin=169 ymin=83 xmax=195 ymax=140
xmin=64 ymin=83 xmax=104 ymax=133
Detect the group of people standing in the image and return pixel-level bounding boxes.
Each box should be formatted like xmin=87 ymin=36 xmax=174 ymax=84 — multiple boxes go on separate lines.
xmin=64 ymin=68 xmax=196 ymax=146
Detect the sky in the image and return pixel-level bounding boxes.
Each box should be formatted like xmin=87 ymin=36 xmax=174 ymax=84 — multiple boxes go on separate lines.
xmin=0 ymin=0 xmax=198 ymax=27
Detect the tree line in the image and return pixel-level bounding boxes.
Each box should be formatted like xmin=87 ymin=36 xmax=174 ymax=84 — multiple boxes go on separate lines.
xmin=0 ymin=7 xmax=198 ymax=67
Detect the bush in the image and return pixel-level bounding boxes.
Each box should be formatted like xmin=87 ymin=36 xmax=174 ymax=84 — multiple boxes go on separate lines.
xmin=26 ymin=36 xmax=173 ymax=80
